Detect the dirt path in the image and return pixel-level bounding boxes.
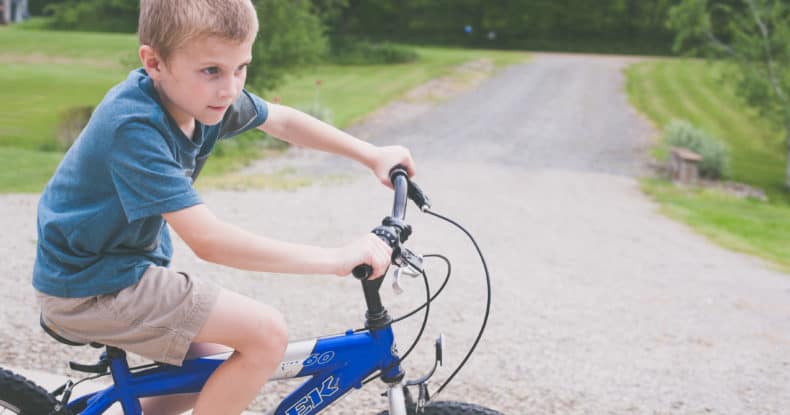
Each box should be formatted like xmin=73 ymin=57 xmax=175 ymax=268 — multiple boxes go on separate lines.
xmin=2 ymin=53 xmax=789 ymax=414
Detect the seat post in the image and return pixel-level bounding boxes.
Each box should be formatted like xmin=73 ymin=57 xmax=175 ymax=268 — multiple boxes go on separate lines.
xmin=106 ymin=347 xmax=143 ymax=414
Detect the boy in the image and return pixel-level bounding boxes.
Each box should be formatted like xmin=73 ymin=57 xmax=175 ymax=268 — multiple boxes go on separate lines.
xmin=32 ymin=0 xmax=415 ymax=413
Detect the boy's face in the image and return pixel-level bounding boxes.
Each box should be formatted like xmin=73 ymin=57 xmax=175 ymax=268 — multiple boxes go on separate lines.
xmin=144 ymin=35 xmax=254 ymax=130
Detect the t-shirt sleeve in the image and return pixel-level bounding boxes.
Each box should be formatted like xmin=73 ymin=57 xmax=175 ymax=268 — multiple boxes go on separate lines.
xmin=108 ymin=122 xmax=202 ymax=223
xmin=218 ymin=90 xmax=269 ymax=139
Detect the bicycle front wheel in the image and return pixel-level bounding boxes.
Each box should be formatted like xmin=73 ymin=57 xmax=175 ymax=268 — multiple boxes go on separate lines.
xmin=0 ymin=368 xmax=58 ymax=414
xmin=376 ymin=400 xmax=504 ymax=415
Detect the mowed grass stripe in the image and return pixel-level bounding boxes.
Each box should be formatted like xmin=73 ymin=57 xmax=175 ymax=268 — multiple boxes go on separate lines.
xmin=686 ymin=63 xmax=754 ymax=140
xmin=626 ymin=63 xmax=673 ymax=128
xmin=660 ymin=61 xmax=722 ymax=132
xmin=627 ymin=58 xmax=790 ymax=271
xmin=676 ymin=61 xmax=785 ymax=192
xmin=673 ymin=62 xmax=742 ymax=139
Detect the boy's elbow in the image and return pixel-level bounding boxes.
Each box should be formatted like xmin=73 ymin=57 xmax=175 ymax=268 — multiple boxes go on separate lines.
xmin=190 ymin=237 xmax=219 ymax=263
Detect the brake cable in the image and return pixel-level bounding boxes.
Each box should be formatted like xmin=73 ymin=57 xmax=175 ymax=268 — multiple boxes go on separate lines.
xmin=356 ymin=170 xmax=492 ymax=398
xmin=392 ymin=254 xmax=452 ymax=324
xmin=423 ymin=208 xmax=492 ymax=397
xmin=360 ymin=255 xmax=439 ymax=385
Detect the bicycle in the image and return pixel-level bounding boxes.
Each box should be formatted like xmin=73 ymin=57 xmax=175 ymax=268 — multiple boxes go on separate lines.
xmin=0 ymin=167 xmax=498 ymax=415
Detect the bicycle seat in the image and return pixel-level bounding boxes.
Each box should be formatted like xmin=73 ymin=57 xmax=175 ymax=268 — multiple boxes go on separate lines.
xmin=40 ymin=313 xmax=104 ymax=348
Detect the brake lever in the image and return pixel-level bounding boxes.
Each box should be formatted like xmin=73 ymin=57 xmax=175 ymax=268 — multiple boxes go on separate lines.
xmin=408 ymin=180 xmax=431 ymax=212
xmin=391 ymin=249 xmax=424 ymax=295
xmin=396 ymin=248 xmax=424 ymax=273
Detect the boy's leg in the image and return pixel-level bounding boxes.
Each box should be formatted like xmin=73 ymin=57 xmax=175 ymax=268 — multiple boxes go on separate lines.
xmin=191 ymin=288 xmax=288 ymax=414
xmin=107 ymin=288 xmax=287 ymax=415
xmin=105 ymin=343 xmax=232 ymax=415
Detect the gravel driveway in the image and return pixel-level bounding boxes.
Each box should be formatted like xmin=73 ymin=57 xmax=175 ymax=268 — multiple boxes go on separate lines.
xmin=2 ymin=53 xmax=789 ymax=414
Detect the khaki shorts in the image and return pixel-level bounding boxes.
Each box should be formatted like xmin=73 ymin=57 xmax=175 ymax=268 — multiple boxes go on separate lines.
xmin=36 ymin=266 xmax=220 ymax=366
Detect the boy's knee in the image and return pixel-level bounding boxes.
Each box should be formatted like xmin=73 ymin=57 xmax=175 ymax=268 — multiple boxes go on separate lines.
xmin=246 ymin=306 xmax=288 ymax=356
xmin=265 ymin=308 xmax=288 ymax=354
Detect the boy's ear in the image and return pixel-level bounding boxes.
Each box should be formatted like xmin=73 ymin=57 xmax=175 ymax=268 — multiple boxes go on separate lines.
xmin=139 ymin=45 xmax=165 ymax=80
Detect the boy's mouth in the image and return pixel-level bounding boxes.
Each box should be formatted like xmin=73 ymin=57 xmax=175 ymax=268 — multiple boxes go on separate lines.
xmin=208 ymin=105 xmax=227 ymax=112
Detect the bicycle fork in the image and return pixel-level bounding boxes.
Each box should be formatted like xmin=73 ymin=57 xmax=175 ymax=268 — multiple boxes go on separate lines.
xmin=387 ymin=384 xmax=408 ymax=415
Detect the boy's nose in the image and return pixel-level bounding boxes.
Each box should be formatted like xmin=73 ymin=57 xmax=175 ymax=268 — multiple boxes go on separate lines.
xmin=220 ymin=77 xmax=240 ymax=99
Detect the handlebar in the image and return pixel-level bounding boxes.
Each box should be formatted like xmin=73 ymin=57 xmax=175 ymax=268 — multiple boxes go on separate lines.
xmin=352 ymin=166 xmax=412 ymax=280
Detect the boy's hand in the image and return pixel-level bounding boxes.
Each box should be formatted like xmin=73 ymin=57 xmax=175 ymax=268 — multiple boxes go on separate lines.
xmin=369 ymin=145 xmax=416 ymax=188
xmin=334 ymin=233 xmax=392 ymax=279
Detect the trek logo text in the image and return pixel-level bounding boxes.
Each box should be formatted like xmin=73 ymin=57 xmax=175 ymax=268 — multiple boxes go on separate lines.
xmin=285 ymin=376 xmax=340 ymax=415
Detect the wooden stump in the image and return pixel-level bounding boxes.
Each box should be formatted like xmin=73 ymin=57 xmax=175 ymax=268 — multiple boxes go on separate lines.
xmin=669 ymin=147 xmax=702 ymax=185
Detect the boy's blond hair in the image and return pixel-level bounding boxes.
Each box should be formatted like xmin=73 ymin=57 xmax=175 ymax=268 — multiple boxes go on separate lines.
xmin=138 ymin=0 xmax=259 ymax=61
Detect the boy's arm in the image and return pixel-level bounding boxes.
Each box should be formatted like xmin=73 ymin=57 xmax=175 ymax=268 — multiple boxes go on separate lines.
xmin=162 ymin=203 xmax=391 ymax=277
xmin=258 ymin=103 xmax=415 ymax=186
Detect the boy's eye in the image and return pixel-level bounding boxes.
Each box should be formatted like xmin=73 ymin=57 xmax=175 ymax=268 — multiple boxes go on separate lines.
xmin=202 ymin=67 xmax=219 ymax=75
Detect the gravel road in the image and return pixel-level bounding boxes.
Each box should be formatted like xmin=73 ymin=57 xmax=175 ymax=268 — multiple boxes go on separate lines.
xmin=2 ymin=53 xmax=789 ymax=414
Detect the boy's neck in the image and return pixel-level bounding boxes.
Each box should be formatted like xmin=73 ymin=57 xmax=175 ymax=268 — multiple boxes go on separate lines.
xmin=154 ymin=82 xmax=197 ymax=140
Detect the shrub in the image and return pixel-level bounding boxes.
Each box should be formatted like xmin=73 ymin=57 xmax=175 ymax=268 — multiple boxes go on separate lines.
xmin=44 ymin=0 xmax=138 ymax=33
xmin=664 ymin=119 xmax=730 ymax=179
xmin=55 ymin=106 xmax=93 ymax=151
xmin=247 ymin=0 xmax=328 ymax=94
xmin=330 ymin=40 xmax=419 ymax=65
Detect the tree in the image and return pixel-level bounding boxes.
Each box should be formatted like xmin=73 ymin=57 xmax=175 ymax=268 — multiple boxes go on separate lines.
xmin=668 ymin=0 xmax=790 ymax=190
xmin=247 ymin=0 xmax=328 ymax=94
xmin=44 ymin=0 xmax=138 ymax=32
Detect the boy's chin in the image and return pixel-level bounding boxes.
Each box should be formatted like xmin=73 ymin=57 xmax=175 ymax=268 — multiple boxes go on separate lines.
xmin=197 ymin=113 xmax=225 ymax=126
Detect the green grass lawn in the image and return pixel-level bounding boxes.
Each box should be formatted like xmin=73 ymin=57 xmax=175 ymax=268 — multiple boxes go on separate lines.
xmin=626 ymin=59 xmax=790 ymax=271
xmin=0 ymin=147 xmax=62 ymax=193
xmin=268 ymin=46 xmax=529 ymax=128
xmin=0 ymin=27 xmax=528 ymax=192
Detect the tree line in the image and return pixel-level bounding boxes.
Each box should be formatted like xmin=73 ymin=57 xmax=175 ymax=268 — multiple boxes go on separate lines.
xmin=24 ymin=0 xmax=790 ymax=188
xmin=29 ymin=0 xmax=681 ymax=54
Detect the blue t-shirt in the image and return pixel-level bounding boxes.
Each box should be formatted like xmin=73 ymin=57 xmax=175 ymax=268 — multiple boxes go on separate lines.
xmin=33 ymin=68 xmax=268 ymax=298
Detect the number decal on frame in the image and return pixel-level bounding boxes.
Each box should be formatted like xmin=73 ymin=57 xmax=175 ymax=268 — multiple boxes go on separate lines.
xmin=302 ymin=351 xmax=335 ymax=367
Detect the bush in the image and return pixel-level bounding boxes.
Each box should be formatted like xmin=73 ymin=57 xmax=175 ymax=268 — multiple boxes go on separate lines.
xmin=44 ymin=0 xmax=138 ymax=33
xmin=247 ymin=0 xmax=328 ymax=94
xmin=330 ymin=39 xmax=419 ymax=65
xmin=664 ymin=119 xmax=730 ymax=179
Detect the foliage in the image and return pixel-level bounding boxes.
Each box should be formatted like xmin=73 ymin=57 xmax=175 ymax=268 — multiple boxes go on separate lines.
xmin=28 ymin=0 xmax=67 ymax=16
xmin=44 ymin=0 xmax=138 ymax=33
xmin=32 ymin=0 xmax=332 ymax=96
xmin=667 ymin=0 xmax=790 ymax=188
xmin=323 ymin=0 xmax=682 ymax=54
xmin=245 ymin=0 xmax=329 ymax=94
xmin=664 ymin=119 xmax=730 ymax=178
xmin=329 ymin=39 xmax=418 ymax=65
xmin=29 ymin=0 xmax=683 ymax=55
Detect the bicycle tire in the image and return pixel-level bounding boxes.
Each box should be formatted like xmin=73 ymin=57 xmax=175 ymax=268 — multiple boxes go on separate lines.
xmin=0 ymin=367 xmax=59 ymax=414
xmin=376 ymin=400 xmax=504 ymax=415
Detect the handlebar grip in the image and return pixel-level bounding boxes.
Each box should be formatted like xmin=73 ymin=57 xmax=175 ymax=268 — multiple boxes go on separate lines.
xmin=389 ymin=165 xmax=409 ymax=184
xmin=352 ymin=166 xmax=410 ymax=281
xmin=352 ymin=264 xmax=373 ymax=280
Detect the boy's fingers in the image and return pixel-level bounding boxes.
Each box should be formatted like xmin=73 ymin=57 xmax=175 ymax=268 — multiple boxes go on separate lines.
xmin=369 ymin=235 xmax=391 ymax=279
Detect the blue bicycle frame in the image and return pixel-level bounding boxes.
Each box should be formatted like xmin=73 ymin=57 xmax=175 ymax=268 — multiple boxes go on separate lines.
xmin=66 ymin=325 xmax=403 ymax=415
xmin=62 ymin=168 xmax=418 ymax=415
